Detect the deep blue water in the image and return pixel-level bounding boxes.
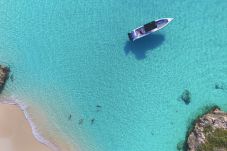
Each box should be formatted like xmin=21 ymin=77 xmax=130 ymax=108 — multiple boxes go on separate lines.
xmin=0 ymin=0 xmax=227 ymax=151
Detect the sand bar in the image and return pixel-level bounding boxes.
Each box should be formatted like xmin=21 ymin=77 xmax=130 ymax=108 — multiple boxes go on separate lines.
xmin=0 ymin=103 xmax=53 ymax=151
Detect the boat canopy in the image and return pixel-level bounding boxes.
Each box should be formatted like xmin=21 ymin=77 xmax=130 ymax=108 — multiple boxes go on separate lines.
xmin=144 ymin=21 xmax=157 ymax=32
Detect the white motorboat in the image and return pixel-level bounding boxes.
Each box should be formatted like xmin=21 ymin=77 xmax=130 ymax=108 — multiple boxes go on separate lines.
xmin=128 ymin=18 xmax=174 ymax=41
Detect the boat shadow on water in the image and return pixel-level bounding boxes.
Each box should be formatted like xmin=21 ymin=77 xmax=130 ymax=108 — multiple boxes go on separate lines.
xmin=124 ymin=34 xmax=165 ymax=60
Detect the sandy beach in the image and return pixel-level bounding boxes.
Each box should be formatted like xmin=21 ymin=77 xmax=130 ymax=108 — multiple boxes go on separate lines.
xmin=0 ymin=103 xmax=53 ymax=151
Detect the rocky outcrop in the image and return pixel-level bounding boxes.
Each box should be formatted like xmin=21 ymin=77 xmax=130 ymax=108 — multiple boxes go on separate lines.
xmin=187 ymin=108 xmax=227 ymax=151
xmin=0 ymin=65 xmax=10 ymax=92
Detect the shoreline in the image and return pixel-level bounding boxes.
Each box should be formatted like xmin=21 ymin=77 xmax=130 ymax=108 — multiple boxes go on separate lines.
xmin=0 ymin=98 xmax=60 ymax=151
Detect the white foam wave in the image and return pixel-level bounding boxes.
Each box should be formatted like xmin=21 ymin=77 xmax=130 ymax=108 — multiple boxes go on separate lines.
xmin=0 ymin=97 xmax=60 ymax=151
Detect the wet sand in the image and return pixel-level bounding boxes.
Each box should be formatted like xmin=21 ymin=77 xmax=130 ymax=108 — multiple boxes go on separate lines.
xmin=0 ymin=104 xmax=53 ymax=151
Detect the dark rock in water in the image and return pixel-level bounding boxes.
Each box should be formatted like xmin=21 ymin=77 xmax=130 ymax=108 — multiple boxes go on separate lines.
xmin=68 ymin=114 xmax=72 ymax=120
xmin=90 ymin=118 xmax=95 ymax=125
xmin=78 ymin=119 xmax=84 ymax=125
xmin=177 ymin=140 xmax=184 ymax=151
xmin=0 ymin=65 xmax=10 ymax=93
xmin=10 ymin=73 xmax=14 ymax=82
xmin=180 ymin=89 xmax=191 ymax=105
xmin=96 ymin=105 xmax=101 ymax=108
xmin=215 ymin=83 xmax=224 ymax=90
xmin=96 ymin=105 xmax=102 ymax=112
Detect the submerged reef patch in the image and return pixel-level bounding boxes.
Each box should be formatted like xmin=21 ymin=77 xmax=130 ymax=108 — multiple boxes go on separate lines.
xmin=179 ymin=89 xmax=191 ymax=105
xmin=215 ymin=82 xmax=225 ymax=90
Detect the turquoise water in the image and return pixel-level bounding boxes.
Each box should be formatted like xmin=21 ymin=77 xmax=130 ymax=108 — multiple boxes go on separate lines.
xmin=0 ymin=0 xmax=227 ymax=151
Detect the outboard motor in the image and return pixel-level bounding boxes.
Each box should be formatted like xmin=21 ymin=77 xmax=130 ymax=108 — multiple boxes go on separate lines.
xmin=128 ymin=33 xmax=133 ymax=41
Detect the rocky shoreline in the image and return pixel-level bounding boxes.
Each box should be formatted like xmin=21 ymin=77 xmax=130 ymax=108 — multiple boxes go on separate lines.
xmin=187 ymin=107 xmax=227 ymax=151
xmin=0 ymin=64 xmax=10 ymax=92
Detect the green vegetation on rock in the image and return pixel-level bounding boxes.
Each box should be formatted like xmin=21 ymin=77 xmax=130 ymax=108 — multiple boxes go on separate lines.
xmin=203 ymin=125 xmax=213 ymax=135
xmin=198 ymin=128 xmax=227 ymax=151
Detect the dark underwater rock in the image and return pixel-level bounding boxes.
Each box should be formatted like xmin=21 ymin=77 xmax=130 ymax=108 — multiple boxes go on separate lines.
xmin=177 ymin=140 xmax=184 ymax=151
xmin=90 ymin=118 xmax=95 ymax=125
xmin=215 ymin=83 xmax=224 ymax=90
xmin=180 ymin=89 xmax=191 ymax=105
xmin=0 ymin=65 xmax=10 ymax=93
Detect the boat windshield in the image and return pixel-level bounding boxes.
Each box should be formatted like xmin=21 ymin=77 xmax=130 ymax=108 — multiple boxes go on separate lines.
xmin=144 ymin=21 xmax=157 ymax=32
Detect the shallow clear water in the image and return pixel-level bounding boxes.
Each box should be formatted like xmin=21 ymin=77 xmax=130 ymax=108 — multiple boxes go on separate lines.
xmin=0 ymin=0 xmax=227 ymax=151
